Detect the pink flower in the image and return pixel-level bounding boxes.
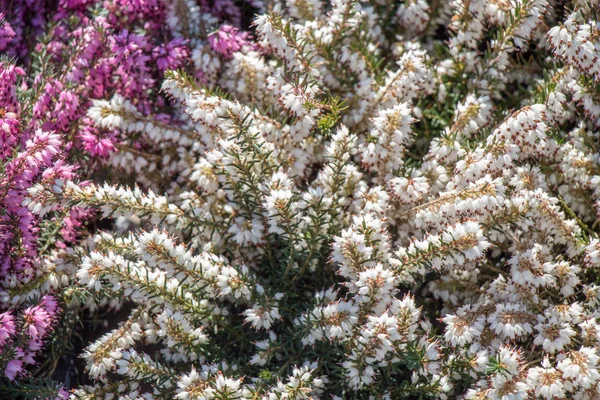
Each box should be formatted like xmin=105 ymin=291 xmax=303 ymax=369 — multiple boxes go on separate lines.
xmin=0 ymin=110 xmax=18 ymax=135
xmin=59 ymin=207 xmax=91 ymax=244
xmin=23 ymin=305 xmax=51 ymax=340
xmin=5 ymin=359 xmax=23 ymax=381
xmin=55 ymin=388 xmax=70 ymax=400
xmin=27 ymin=339 xmax=43 ymax=352
xmin=22 ymin=131 xmax=62 ymax=169
xmin=41 ymin=295 xmax=58 ymax=316
xmin=0 ymin=62 xmax=25 ymax=112
xmin=58 ymin=0 xmax=94 ymax=10
xmin=41 ymin=159 xmax=77 ymax=183
xmin=0 ymin=109 xmax=19 ymax=158
xmin=208 ymin=25 xmax=254 ymax=59
xmin=78 ymin=119 xmax=117 ymax=158
xmin=0 ymin=16 xmax=15 ymax=52
xmin=0 ymin=311 xmax=15 ymax=347
xmin=20 ymin=349 xmax=35 ymax=365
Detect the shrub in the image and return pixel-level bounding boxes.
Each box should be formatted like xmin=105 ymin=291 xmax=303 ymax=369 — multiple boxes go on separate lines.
xmin=4 ymin=0 xmax=600 ymax=399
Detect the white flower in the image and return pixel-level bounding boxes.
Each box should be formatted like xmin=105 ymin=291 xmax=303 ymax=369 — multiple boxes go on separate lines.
xmin=534 ymin=321 xmax=575 ymax=353
xmin=488 ymin=303 xmax=533 ymax=339
xmin=557 ymin=347 xmax=600 ymax=389
xmin=176 ymin=368 xmax=209 ymax=400
xmin=585 ymin=239 xmax=600 ymax=268
xmin=243 ymin=303 xmax=281 ymax=330
xmin=388 ymin=176 xmax=430 ymax=205
xmin=527 ymin=359 xmax=565 ymax=399
xmin=490 ymin=373 xmax=528 ymax=400
xmin=228 ymin=216 xmax=265 ymax=245
xmin=443 ymin=306 xmax=486 ymax=347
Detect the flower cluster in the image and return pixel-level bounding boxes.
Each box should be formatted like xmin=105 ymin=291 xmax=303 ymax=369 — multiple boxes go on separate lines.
xmin=0 ymin=0 xmax=255 ymax=395
xmin=0 ymin=296 xmax=59 ymax=381
xmin=4 ymin=0 xmax=600 ymax=399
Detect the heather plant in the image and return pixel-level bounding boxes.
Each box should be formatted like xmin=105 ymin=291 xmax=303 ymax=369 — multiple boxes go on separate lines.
xmin=4 ymin=0 xmax=600 ymax=399
xmin=0 ymin=0 xmax=254 ymax=397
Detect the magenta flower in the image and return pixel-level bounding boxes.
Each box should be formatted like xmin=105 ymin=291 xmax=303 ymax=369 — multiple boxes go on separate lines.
xmin=153 ymin=38 xmax=189 ymax=72
xmin=0 ymin=0 xmax=260 ymax=390
xmin=0 ymin=109 xmax=19 ymax=158
xmin=59 ymin=207 xmax=92 ymax=246
xmin=208 ymin=25 xmax=254 ymax=59
xmin=105 ymin=0 xmax=164 ymax=31
xmin=109 ymin=29 xmax=154 ymax=101
xmin=0 ymin=110 xmax=18 ymax=135
xmin=32 ymin=80 xmax=82 ymax=133
xmin=58 ymin=0 xmax=94 ymax=10
xmin=0 ymin=14 xmax=15 ymax=52
xmin=200 ymin=0 xmax=242 ymax=26
xmin=80 ymin=132 xmax=117 ymax=157
xmin=78 ymin=118 xmax=117 ymax=157
xmin=0 ymin=62 xmax=24 ymax=112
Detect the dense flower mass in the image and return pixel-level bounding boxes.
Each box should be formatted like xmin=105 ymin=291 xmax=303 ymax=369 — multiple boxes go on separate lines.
xmin=1 ymin=0 xmax=600 ymax=399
